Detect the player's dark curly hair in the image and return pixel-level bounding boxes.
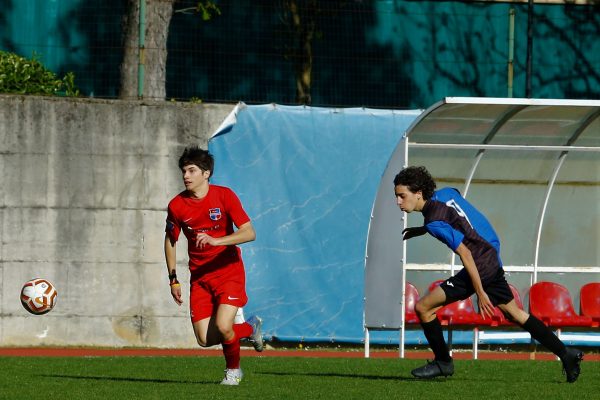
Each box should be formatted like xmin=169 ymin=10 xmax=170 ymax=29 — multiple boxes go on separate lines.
xmin=178 ymin=146 xmax=214 ymax=177
xmin=393 ymin=166 xmax=436 ymax=200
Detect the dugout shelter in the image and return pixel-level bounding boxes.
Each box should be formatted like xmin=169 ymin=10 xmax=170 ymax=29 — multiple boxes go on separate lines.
xmin=364 ymin=97 xmax=600 ymax=357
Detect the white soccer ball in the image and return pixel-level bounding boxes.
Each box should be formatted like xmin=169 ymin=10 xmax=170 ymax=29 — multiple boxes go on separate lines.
xmin=20 ymin=278 xmax=58 ymax=315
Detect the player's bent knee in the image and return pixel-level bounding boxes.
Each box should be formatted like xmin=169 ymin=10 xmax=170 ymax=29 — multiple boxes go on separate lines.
xmin=414 ymin=300 xmax=431 ymax=320
xmin=218 ymin=327 xmax=234 ymax=341
xmin=498 ymin=303 xmax=529 ymax=325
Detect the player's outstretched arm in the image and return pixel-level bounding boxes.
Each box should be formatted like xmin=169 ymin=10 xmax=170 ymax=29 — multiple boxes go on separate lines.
xmin=402 ymin=226 xmax=427 ymax=240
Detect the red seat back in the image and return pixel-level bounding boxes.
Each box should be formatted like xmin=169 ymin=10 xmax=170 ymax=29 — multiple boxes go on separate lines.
xmin=510 ymin=285 xmax=524 ymax=310
xmin=404 ymin=282 xmax=420 ymax=324
xmin=530 ymin=281 xmax=577 ymax=317
xmin=529 ymin=281 xmax=593 ymax=327
xmin=428 ymin=279 xmax=445 ymax=293
xmin=580 ymin=282 xmax=600 ymax=318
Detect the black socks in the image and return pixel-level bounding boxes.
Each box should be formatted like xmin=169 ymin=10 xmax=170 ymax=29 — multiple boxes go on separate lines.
xmin=521 ymin=314 xmax=567 ymax=359
xmin=422 ymin=314 xmax=566 ymax=361
xmin=421 ymin=318 xmax=452 ymax=362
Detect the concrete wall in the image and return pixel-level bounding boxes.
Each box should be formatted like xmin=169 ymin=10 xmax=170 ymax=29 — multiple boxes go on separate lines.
xmin=0 ymin=95 xmax=234 ymax=347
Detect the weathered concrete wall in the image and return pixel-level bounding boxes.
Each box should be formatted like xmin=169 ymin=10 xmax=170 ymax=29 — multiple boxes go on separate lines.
xmin=0 ymin=95 xmax=234 ymax=347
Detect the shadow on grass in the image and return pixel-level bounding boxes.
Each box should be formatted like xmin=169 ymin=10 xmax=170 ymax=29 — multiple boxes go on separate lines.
xmin=37 ymin=374 xmax=215 ymax=385
xmin=256 ymin=371 xmax=452 ymax=382
xmin=256 ymin=370 xmax=537 ymax=384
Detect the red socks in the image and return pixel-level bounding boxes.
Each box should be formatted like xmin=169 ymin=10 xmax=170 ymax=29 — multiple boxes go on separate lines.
xmin=222 ymin=323 xmax=253 ymax=369
xmin=222 ymin=334 xmax=241 ymax=369
xmin=233 ymin=322 xmax=253 ymax=339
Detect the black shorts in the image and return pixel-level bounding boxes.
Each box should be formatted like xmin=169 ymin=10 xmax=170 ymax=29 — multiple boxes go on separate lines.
xmin=439 ymin=268 xmax=514 ymax=306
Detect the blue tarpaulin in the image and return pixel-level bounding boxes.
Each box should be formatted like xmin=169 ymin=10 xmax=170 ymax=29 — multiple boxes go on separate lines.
xmin=209 ymin=103 xmax=420 ymax=343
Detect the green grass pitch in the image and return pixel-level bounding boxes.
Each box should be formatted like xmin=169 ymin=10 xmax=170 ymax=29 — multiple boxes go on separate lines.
xmin=1 ymin=356 xmax=598 ymax=399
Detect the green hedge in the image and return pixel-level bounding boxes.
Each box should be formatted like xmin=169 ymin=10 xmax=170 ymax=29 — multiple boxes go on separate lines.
xmin=0 ymin=51 xmax=79 ymax=96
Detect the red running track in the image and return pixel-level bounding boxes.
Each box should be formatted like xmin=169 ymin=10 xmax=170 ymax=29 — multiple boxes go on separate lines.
xmin=0 ymin=347 xmax=598 ymax=361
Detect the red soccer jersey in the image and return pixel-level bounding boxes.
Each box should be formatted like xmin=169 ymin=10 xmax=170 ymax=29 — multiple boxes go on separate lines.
xmin=165 ymin=185 xmax=251 ymax=273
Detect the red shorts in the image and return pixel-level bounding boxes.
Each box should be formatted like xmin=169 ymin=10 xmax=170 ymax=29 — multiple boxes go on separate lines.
xmin=189 ymin=259 xmax=247 ymax=323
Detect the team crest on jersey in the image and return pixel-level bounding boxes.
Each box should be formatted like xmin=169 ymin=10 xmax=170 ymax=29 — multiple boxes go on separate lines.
xmin=209 ymin=208 xmax=222 ymax=221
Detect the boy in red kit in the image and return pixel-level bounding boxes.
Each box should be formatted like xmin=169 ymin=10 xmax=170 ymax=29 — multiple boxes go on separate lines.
xmin=164 ymin=146 xmax=263 ymax=385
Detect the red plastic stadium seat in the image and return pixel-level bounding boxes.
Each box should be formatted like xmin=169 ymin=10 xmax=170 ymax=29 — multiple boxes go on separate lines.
xmin=580 ymin=282 xmax=600 ymax=328
xmin=428 ymin=280 xmax=488 ymax=326
xmin=529 ymin=281 xmax=593 ymax=328
xmin=404 ymin=282 xmax=420 ymax=324
xmin=510 ymin=285 xmax=524 ymax=309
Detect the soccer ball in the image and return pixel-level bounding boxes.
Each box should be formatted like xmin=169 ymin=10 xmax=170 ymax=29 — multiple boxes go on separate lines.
xmin=20 ymin=278 xmax=58 ymax=315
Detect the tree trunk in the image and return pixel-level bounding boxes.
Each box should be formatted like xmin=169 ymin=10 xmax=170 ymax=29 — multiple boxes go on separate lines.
xmin=120 ymin=0 xmax=175 ymax=100
xmin=289 ymin=0 xmax=315 ymax=105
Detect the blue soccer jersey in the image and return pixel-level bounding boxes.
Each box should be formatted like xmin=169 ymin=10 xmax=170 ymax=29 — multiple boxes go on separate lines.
xmin=422 ymin=188 xmax=502 ymax=283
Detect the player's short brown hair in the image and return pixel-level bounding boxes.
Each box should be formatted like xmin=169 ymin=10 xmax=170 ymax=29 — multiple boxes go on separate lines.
xmin=178 ymin=146 xmax=214 ymax=177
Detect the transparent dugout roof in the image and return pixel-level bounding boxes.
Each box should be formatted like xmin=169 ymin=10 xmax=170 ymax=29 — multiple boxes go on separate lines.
xmin=408 ymin=97 xmax=600 ymax=148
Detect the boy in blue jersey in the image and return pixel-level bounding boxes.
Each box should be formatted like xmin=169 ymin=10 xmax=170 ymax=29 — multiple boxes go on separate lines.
xmin=394 ymin=166 xmax=583 ymax=383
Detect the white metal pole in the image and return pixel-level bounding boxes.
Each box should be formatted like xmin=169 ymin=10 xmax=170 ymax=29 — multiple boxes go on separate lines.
xmin=364 ymin=328 xmax=370 ymax=358
xmin=400 ymin=135 xmax=409 ymax=358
